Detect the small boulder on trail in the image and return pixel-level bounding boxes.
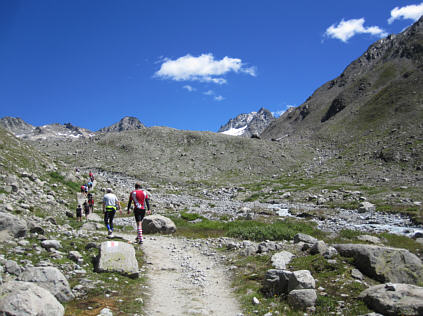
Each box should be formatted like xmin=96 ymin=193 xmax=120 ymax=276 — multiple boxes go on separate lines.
xmin=142 ymin=214 xmax=176 ymax=234
xmin=95 ymin=241 xmax=139 ymax=278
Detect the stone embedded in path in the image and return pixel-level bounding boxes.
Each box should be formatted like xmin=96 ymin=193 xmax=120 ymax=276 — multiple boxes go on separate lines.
xmin=96 ymin=241 xmax=139 ymax=278
xmin=359 ymin=283 xmax=423 ymax=316
xmin=334 ymin=244 xmax=423 ymax=284
xmin=0 ymin=281 xmax=64 ymax=316
xmin=0 ymin=212 xmax=27 ymax=241
xmin=142 ymin=214 xmax=176 ymax=234
xmin=18 ymin=266 xmax=75 ymax=303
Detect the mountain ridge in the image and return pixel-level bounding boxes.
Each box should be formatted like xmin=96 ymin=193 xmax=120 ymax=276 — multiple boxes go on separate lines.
xmin=218 ymin=107 xmax=275 ymax=137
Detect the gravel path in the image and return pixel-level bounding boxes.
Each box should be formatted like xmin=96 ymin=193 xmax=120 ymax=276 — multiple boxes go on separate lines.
xmin=115 ymin=233 xmax=242 ymax=316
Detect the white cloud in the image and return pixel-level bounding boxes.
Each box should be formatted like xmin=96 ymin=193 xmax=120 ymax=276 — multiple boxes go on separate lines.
xmin=325 ymin=18 xmax=387 ymax=42
xmin=388 ymin=3 xmax=423 ymax=24
xmin=204 ymin=90 xmax=214 ymax=96
xmin=214 ymin=95 xmax=224 ymax=101
xmin=183 ymin=85 xmax=195 ymax=92
xmin=154 ymin=53 xmax=256 ymax=84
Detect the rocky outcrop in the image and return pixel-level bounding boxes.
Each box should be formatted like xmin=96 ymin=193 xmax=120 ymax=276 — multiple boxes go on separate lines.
xmin=0 ymin=212 xmax=27 ymax=240
xmin=334 ymin=244 xmax=423 ymax=284
xmin=0 ymin=281 xmax=64 ymax=316
xmin=0 ymin=116 xmax=34 ymax=135
xmin=142 ymin=215 xmax=176 ymax=234
xmin=359 ymin=283 xmax=423 ymax=316
xmin=98 ymin=116 xmax=145 ymax=133
xmin=18 ymin=267 xmax=74 ymax=303
xmin=96 ymin=241 xmax=139 ymax=278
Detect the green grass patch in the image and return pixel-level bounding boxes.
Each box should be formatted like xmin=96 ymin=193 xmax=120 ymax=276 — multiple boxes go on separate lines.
xmin=171 ymin=216 xmax=324 ymax=242
xmin=180 ymin=211 xmax=204 ymax=221
xmin=379 ymin=232 xmax=423 ymax=256
xmin=48 ymin=171 xmax=81 ymax=192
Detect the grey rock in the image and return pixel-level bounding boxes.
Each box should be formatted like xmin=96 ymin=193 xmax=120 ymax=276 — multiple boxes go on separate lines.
xmin=288 ymin=270 xmax=316 ymax=292
xmin=263 ymin=269 xmax=315 ymax=295
xmin=271 ymin=251 xmax=294 ymax=269
xmin=263 ymin=269 xmax=291 ymax=295
xmin=351 ymin=268 xmax=364 ymax=280
xmin=359 ymin=283 xmax=423 ymax=316
xmin=0 ymin=280 xmax=64 ymax=316
xmin=18 ymin=266 xmax=74 ymax=303
xmin=239 ymin=245 xmax=258 ymax=256
xmin=87 ymin=212 xmax=102 ymax=222
xmin=96 ymin=241 xmax=139 ymax=278
xmin=323 ymin=246 xmax=338 ymax=259
xmin=287 ymin=289 xmax=317 ymax=310
xmin=41 ymin=240 xmax=62 ymax=250
xmin=0 ymin=212 xmax=27 ymax=239
xmin=310 ymin=240 xmax=328 ymax=255
xmin=293 ymin=233 xmax=317 ymax=245
xmin=5 ymin=259 xmax=22 ymax=276
xmin=359 ymin=202 xmax=376 ymax=213
xmin=357 ymin=235 xmax=382 ymax=244
xmin=142 ymin=215 xmax=176 ymax=234
xmin=334 ymin=244 xmax=423 ymax=284
xmin=29 ymin=224 xmax=45 ymax=235
xmin=81 ymin=222 xmax=98 ymax=231
xmin=68 ymin=251 xmax=83 ymax=263
xmin=85 ymin=242 xmax=99 ymax=250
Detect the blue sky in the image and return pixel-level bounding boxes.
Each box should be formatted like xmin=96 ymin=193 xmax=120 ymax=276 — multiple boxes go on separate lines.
xmin=1 ymin=1 xmax=422 ymax=132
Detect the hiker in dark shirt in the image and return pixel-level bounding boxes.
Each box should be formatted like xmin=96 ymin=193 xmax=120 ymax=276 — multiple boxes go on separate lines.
xmin=83 ymin=201 xmax=90 ymax=219
xmin=76 ymin=205 xmax=82 ymax=222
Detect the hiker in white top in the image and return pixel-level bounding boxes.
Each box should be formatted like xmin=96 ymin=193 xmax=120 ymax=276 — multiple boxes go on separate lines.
xmin=102 ymin=188 xmax=121 ymax=238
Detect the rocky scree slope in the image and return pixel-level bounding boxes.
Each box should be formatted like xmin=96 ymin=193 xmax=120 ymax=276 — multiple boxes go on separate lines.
xmin=32 ymin=126 xmax=303 ymax=185
xmin=262 ymin=17 xmax=423 ymax=173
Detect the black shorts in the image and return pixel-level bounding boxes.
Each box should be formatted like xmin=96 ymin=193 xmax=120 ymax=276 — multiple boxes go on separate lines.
xmin=76 ymin=210 xmax=82 ymax=217
xmin=134 ymin=208 xmax=146 ymax=223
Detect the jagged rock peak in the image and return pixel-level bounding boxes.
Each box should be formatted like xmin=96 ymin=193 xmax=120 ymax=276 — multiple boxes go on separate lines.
xmin=218 ymin=107 xmax=275 ymax=137
xmin=0 ymin=116 xmax=35 ymax=136
xmin=98 ymin=116 xmax=145 ymax=133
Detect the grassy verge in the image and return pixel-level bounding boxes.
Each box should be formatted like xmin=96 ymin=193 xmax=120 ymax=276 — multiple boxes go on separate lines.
xmin=170 ymin=213 xmax=325 ymax=241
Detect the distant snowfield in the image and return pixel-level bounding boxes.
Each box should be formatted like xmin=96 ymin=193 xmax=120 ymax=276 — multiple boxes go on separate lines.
xmin=220 ymin=125 xmax=247 ymax=136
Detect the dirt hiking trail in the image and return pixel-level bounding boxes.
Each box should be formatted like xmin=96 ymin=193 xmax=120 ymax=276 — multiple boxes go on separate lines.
xmin=116 ymin=233 xmax=243 ymax=316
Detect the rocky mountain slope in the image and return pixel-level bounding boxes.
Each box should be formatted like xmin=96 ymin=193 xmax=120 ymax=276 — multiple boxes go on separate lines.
xmin=218 ymin=107 xmax=275 ymax=137
xmin=262 ymin=17 xmax=423 ymax=173
xmin=0 ymin=117 xmax=95 ymax=140
xmin=97 ymin=116 xmax=145 ymax=133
